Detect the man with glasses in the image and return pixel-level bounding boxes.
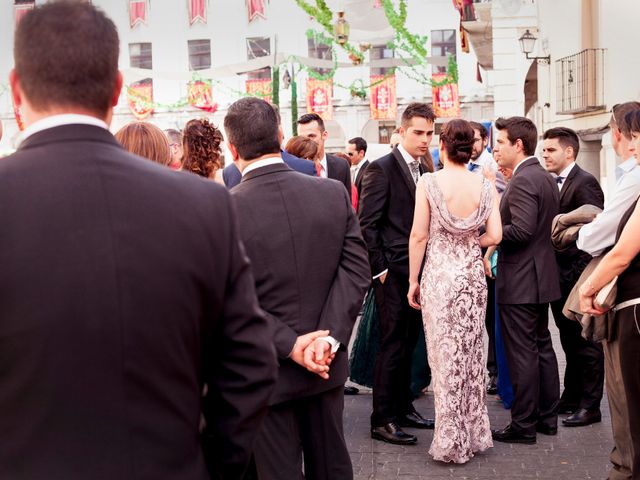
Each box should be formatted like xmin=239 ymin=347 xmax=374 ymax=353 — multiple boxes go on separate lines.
xmin=346 ymin=136 xmax=369 ymax=198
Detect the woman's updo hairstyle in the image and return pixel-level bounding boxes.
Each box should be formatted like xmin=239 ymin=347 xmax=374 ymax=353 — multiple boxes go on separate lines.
xmin=182 ymin=118 xmax=223 ymax=179
xmin=439 ymin=119 xmax=475 ymax=165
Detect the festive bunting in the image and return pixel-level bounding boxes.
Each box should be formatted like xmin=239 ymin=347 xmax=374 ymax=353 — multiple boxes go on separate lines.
xmin=369 ymin=75 xmax=397 ymax=120
xmin=188 ymin=80 xmax=218 ymax=113
xmin=246 ymin=79 xmax=272 ymax=103
xmin=432 ymin=73 xmax=460 ymax=118
xmin=15 ymin=2 xmax=34 ymax=27
xmin=247 ymin=0 xmax=267 ymax=22
xmin=188 ymin=0 xmax=207 ymax=25
xmin=306 ymin=78 xmax=333 ymax=121
xmin=129 ymin=0 xmax=148 ymax=28
xmin=127 ymin=81 xmax=154 ymax=120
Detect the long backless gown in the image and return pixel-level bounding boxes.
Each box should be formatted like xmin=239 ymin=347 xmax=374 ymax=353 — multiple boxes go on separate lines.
xmin=420 ymin=173 xmax=494 ymax=463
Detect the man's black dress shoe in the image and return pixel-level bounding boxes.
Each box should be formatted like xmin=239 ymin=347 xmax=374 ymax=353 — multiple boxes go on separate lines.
xmin=371 ymin=423 xmax=417 ymax=445
xmin=487 ymin=376 xmax=498 ymax=395
xmin=398 ymin=411 xmax=435 ymax=429
xmin=562 ymin=408 xmax=601 ymax=427
xmin=344 ymin=385 xmax=359 ymax=395
xmin=491 ymin=425 xmax=536 ymax=444
xmin=535 ymin=423 xmax=557 ymax=436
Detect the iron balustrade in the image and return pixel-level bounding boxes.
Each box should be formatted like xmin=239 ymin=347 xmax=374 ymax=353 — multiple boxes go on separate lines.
xmin=556 ymin=49 xmax=605 ymax=115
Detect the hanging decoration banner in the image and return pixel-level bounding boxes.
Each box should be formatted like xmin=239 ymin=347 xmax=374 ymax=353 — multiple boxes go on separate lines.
xmin=188 ymin=80 xmax=218 ymax=113
xmin=127 ymin=81 xmax=154 ymax=120
xmin=15 ymin=2 xmax=34 ymax=26
xmin=432 ymin=73 xmax=460 ymax=118
xmin=247 ymin=0 xmax=267 ymax=22
xmin=245 ymin=78 xmax=272 ymax=103
xmin=129 ymin=0 xmax=148 ymax=28
xmin=306 ymin=78 xmax=333 ymax=121
xmin=188 ymin=0 xmax=207 ymax=25
xmin=369 ymin=75 xmax=397 ymax=120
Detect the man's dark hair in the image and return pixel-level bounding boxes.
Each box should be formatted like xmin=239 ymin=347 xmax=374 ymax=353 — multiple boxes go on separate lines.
xmin=224 ymin=97 xmax=281 ymax=161
xmin=613 ymin=102 xmax=640 ymax=139
xmin=164 ymin=129 xmax=182 ymax=145
xmin=624 ymin=110 xmax=640 ymax=136
xmin=297 ymin=113 xmax=325 ymax=132
xmin=469 ymin=121 xmax=488 ymax=140
xmin=543 ymin=127 xmax=580 ymax=158
xmin=401 ymin=102 xmax=436 ymax=127
xmin=14 ymin=1 xmax=120 ymax=116
xmin=348 ymin=137 xmax=367 ymax=154
xmin=494 ymin=116 xmax=538 ymax=157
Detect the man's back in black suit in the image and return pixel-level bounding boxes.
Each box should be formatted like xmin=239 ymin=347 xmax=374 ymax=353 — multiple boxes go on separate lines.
xmin=1 ymin=4 xmax=277 ymax=479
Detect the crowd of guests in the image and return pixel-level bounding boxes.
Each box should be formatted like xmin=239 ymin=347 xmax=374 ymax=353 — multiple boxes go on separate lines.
xmin=2 ymin=3 xmax=640 ymax=480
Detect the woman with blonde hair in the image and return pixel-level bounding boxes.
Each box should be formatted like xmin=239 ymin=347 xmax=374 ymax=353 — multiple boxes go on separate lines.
xmin=182 ymin=118 xmax=225 ymax=185
xmin=115 ymin=122 xmax=171 ymax=166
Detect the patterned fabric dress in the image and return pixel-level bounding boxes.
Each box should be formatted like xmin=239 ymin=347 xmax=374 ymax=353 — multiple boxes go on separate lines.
xmin=420 ymin=173 xmax=494 ymax=463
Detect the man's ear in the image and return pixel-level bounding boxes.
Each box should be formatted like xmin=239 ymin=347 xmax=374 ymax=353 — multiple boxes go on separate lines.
xmin=321 ymin=129 xmax=328 ymax=141
xmin=515 ymin=138 xmax=525 ymax=154
xmin=111 ymin=71 xmax=123 ymax=107
xmin=278 ymin=126 xmax=284 ymax=146
xmin=9 ymin=69 xmax=22 ymax=109
xmin=227 ymin=142 xmax=240 ymax=161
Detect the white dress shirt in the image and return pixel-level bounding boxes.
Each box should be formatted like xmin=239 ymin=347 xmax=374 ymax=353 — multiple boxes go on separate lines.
xmin=468 ymin=149 xmax=506 ymax=193
xmin=317 ymin=153 xmax=328 ymax=178
xmin=577 ymin=157 xmax=640 ymax=256
xmin=241 ymin=156 xmax=284 ymax=176
xmin=350 ymin=158 xmax=367 ymax=183
xmin=556 ymin=162 xmax=576 ymax=191
xmin=18 ymin=114 xmax=108 ymax=146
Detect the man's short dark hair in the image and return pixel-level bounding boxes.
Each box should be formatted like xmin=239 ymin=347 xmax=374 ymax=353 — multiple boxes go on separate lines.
xmin=348 ymin=137 xmax=367 ymax=154
xmin=401 ymin=102 xmax=436 ymax=127
xmin=469 ymin=121 xmax=488 ymax=141
xmin=494 ymin=116 xmax=538 ymax=157
xmin=224 ymin=97 xmax=281 ymax=161
xmin=297 ymin=113 xmax=325 ymax=132
xmin=613 ymin=102 xmax=640 ymax=139
xmin=164 ymin=129 xmax=182 ymax=145
xmin=14 ymin=1 xmax=120 ymax=116
xmin=543 ymin=127 xmax=580 ymax=158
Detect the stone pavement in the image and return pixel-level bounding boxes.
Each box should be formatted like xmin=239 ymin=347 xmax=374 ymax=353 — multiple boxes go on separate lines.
xmin=343 ymin=322 xmax=614 ymax=480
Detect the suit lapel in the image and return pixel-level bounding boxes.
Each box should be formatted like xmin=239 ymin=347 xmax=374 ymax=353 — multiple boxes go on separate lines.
xmin=355 ymin=160 xmax=369 ymax=186
xmin=559 ymin=163 xmax=579 ymax=204
xmin=392 ymin=148 xmax=417 ymax=200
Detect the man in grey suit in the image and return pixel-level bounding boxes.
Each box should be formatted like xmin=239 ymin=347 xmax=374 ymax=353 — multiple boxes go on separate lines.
xmin=491 ymin=116 xmax=561 ymax=445
xmin=225 ymin=98 xmax=371 ymax=480
xmin=0 ymin=3 xmax=277 ymax=479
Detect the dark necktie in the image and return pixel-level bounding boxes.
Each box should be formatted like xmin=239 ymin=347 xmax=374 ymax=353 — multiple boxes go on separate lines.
xmin=409 ymin=160 xmax=420 ymax=184
xmin=468 ymin=162 xmax=479 ymax=172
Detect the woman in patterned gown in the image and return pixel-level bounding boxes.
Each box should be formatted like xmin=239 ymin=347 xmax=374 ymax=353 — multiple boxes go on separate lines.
xmin=407 ymin=119 xmax=502 ymax=463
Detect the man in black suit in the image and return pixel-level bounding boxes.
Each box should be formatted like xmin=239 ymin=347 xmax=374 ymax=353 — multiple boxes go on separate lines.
xmin=542 ymin=127 xmax=605 ymax=427
xmin=346 ymin=136 xmax=370 ymax=196
xmin=0 ymin=4 xmax=277 ymax=479
xmin=359 ymin=103 xmax=436 ymax=445
xmin=222 ymin=106 xmax=316 ymax=188
xmin=492 ymin=116 xmax=561 ymax=444
xmin=225 ymin=98 xmax=371 ymax=479
xmin=297 ymin=113 xmax=352 ymax=198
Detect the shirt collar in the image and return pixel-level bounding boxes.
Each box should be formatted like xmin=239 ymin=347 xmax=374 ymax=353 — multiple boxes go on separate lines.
xmin=19 ymin=114 xmax=109 ymax=146
xmin=617 ymin=157 xmax=638 ymax=174
xmin=397 ymin=143 xmax=418 ymax=165
xmin=241 ymin=156 xmax=285 ymax=177
xmin=558 ymin=161 xmax=576 ymax=179
xmin=512 ymin=155 xmax=536 ymax=175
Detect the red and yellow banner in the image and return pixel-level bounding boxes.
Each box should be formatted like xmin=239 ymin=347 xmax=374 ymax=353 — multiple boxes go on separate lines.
xmin=15 ymin=2 xmax=34 ymax=26
xmin=129 ymin=0 xmax=148 ymax=28
xmin=127 ymin=81 xmax=154 ymax=120
xmin=188 ymin=80 xmax=218 ymax=113
xmin=188 ymin=0 xmax=207 ymax=25
xmin=370 ymin=75 xmax=397 ymax=120
xmin=432 ymin=74 xmax=460 ymax=118
xmin=306 ymin=78 xmax=333 ymax=121
xmin=245 ymin=79 xmax=272 ymax=103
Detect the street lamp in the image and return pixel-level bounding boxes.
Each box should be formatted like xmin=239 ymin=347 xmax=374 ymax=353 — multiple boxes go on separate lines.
xmin=518 ymin=29 xmax=550 ymax=64
xmin=334 ymin=11 xmax=350 ymax=45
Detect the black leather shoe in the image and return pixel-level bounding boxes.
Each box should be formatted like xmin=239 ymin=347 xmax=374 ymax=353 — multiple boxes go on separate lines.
xmin=487 ymin=376 xmax=498 ymax=395
xmin=344 ymin=385 xmax=359 ymax=395
xmin=557 ymin=401 xmax=578 ymax=414
xmin=398 ymin=411 xmax=435 ymax=429
xmin=371 ymin=423 xmax=418 ymax=445
xmin=491 ymin=425 xmax=536 ymax=444
xmin=562 ymin=408 xmax=601 ymax=427
xmin=535 ymin=423 xmax=558 ymax=435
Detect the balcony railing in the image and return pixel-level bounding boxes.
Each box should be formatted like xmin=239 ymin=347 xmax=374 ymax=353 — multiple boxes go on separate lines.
xmin=556 ymin=49 xmax=605 ymax=115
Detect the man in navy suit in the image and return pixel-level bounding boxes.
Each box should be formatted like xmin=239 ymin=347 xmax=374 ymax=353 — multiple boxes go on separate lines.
xmin=222 ymin=107 xmax=315 ymax=188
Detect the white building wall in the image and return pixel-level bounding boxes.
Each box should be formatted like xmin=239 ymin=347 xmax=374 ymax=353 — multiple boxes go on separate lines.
xmin=0 ymin=0 xmax=492 ymax=153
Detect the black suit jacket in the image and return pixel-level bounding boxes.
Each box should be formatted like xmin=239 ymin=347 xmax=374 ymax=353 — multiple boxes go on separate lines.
xmin=358 ymin=148 xmax=431 ymax=278
xmin=0 ymin=125 xmax=277 ymax=480
xmin=326 ymin=153 xmax=352 ymax=199
xmin=497 ymin=157 xmax=561 ymax=304
xmin=555 ymin=164 xmax=605 ymax=290
xmin=354 ymin=159 xmax=370 ymax=195
xmin=232 ymin=163 xmax=370 ymax=405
